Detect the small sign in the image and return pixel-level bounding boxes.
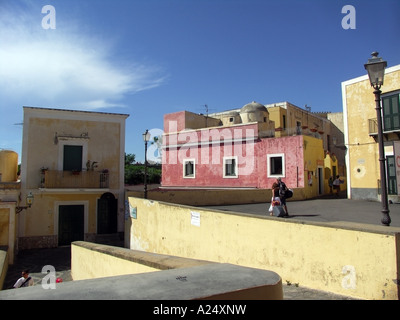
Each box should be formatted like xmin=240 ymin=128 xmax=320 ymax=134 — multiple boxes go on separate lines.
xmin=129 ymin=201 xmax=137 ymax=219
xmin=191 ymin=211 xmax=200 ymax=227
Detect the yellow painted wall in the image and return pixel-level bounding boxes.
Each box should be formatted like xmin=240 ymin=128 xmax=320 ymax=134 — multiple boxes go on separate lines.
xmin=127 ymin=197 xmax=400 ymax=300
xmin=324 ymin=153 xmax=339 ymax=192
xmin=302 ymin=135 xmax=332 ymax=197
xmin=71 ymin=244 xmax=159 ymax=280
xmin=344 ymin=67 xmax=400 ymax=199
xmin=0 ymin=150 xmax=18 ymax=182
xmin=21 ymin=192 xmax=101 ymax=237
xmin=70 ymin=241 xmax=283 ymax=300
xmin=0 ymin=208 xmax=9 ymax=246
xmin=24 ymin=117 xmax=122 ymax=190
xmin=19 ymin=108 xmax=128 ymax=247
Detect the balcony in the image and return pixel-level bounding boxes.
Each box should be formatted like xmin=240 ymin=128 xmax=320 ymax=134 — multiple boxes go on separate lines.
xmin=368 ymin=118 xmax=400 ymax=141
xmin=41 ymin=170 xmax=109 ymax=189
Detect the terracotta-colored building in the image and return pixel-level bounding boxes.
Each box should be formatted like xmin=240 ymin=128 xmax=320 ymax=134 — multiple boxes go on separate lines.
xmin=161 ymin=101 xmax=343 ymax=199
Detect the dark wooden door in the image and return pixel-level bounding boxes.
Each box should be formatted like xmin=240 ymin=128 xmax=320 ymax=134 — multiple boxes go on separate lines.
xmin=58 ymin=205 xmax=84 ymax=246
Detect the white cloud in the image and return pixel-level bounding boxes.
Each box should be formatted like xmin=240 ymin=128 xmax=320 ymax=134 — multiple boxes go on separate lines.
xmin=0 ymin=3 xmax=166 ymax=110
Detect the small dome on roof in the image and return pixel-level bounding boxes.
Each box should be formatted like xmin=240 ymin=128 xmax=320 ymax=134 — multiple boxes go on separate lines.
xmin=241 ymin=101 xmax=268 ymax=113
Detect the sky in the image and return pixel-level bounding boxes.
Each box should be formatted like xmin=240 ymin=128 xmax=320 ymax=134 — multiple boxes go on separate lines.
xmin=0 ymin=0 xmax=399 ymax=163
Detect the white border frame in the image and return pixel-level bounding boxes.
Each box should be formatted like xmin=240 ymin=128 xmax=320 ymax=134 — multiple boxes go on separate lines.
xmin=223 ymin=156 xmax=238 ymax=178
xmin=183 ymin=158 xmax=196 ymax=179
xmin=58 ymin=140 xmax=88 ymax=171
xmin=267 ymin=153 xmax=285 ymax=178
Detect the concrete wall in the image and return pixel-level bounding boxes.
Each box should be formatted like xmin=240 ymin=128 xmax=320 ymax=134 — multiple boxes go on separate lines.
xmin=126 ymin=186 xmax=308 ymax=206
xmin=71 ymin=241 xmax=212 ymax=280
xmin=69 ymin=241 xmax=283 ymax=300
xmin=127 ymin=197 xmax=400 ymax=300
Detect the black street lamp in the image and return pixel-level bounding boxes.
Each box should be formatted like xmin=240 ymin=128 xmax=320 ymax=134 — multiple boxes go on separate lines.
xmin=364 ymin=52 xmax=391 ymax=226
xmin=142 ymin=129 xmax=151 ymax=199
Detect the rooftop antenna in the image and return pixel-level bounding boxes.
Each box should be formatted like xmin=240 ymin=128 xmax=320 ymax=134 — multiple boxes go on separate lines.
xmin=305 ymin=105 xmax=311 ymax=127
xmin=197 ymin=104 xmax=215 ymax=128
xmin=204 ymin=104 xmax=209 ymax=128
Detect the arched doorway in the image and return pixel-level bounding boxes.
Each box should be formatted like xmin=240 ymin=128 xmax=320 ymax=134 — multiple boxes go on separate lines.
xmin=97 ymin=192 xmax=117 ymax=234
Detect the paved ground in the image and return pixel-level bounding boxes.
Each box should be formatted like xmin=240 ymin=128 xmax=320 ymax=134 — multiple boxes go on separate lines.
xmin=2 ymin=246 xmax=73 ymax=291
xmin=204 ymin=194 xmax=400 ymax=228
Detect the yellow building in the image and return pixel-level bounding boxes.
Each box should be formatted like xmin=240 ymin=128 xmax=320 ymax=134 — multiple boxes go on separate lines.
xmin=342 ymin=64 xmax=400 ymax=202
xmin=0 ymin=150 xmax=20 ymax=264
xmin=18 ymin=107 xmax=129 ymax=249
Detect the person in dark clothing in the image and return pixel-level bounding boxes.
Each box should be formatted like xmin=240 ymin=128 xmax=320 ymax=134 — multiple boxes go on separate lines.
xmin=272 ymin=177 xmax=289 ymax=216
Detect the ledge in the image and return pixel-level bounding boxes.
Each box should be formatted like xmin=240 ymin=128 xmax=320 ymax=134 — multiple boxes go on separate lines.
xmin=0 ymin=263 xmax=283 ymax=300
xmin=72 ymin=241 xmax=212 ymax=270
xmin=0 ymin=242 xmax=283 ymax=300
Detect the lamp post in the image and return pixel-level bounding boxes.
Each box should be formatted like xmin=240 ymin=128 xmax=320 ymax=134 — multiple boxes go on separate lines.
xmin=364 ymin=51 xmax=391 ymax=226
xmin=142 ymin=129 xmax=151 ymax=199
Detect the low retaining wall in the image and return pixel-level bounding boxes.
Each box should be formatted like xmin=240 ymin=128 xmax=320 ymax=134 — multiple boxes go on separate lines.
xmin=127 ymin=197 xmax=400 ymax=300
xmin=127 ymin=187 xmax=306 ymax=206
xmin=71 ymin=241 xmax=212 ymax=280
xmin=0 ymin=241 xmax=283 ymax=300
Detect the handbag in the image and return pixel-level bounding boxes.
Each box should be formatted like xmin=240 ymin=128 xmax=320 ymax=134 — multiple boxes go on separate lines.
xmin=268 ymin=197 xmax=281 ymax=213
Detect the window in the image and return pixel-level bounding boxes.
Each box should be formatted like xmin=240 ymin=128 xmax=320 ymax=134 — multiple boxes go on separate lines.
xmin=183 ymin=159 xmax=195 ymax=178
xmin=383 ymin=92 xmax=400 ymax=131
xmin=63 ymin=145 xmax=83 ymax=171
xmin=223 ymin=156 xmax=238 ymax=178
xmin=387 ymin=156 xmax=397 ymax=195
xmin=267 ymin=153 xmax=285 ymax=177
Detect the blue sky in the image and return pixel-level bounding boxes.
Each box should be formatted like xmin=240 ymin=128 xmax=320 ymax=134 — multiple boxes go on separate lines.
xmin=0 ymin=0 xmax=399 ymax=163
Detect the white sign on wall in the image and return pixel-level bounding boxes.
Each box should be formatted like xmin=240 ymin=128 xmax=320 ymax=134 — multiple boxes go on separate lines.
xmin=191 ymin=211 xmax=201 ymax=227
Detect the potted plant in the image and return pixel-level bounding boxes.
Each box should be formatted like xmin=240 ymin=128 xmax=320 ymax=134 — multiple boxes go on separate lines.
xmin=40 ymin=167 xmax=48 ymax=174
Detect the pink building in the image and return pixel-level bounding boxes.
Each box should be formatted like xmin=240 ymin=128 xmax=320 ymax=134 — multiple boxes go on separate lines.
xmin=161 ymin=102 xmax=328 ymax=197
